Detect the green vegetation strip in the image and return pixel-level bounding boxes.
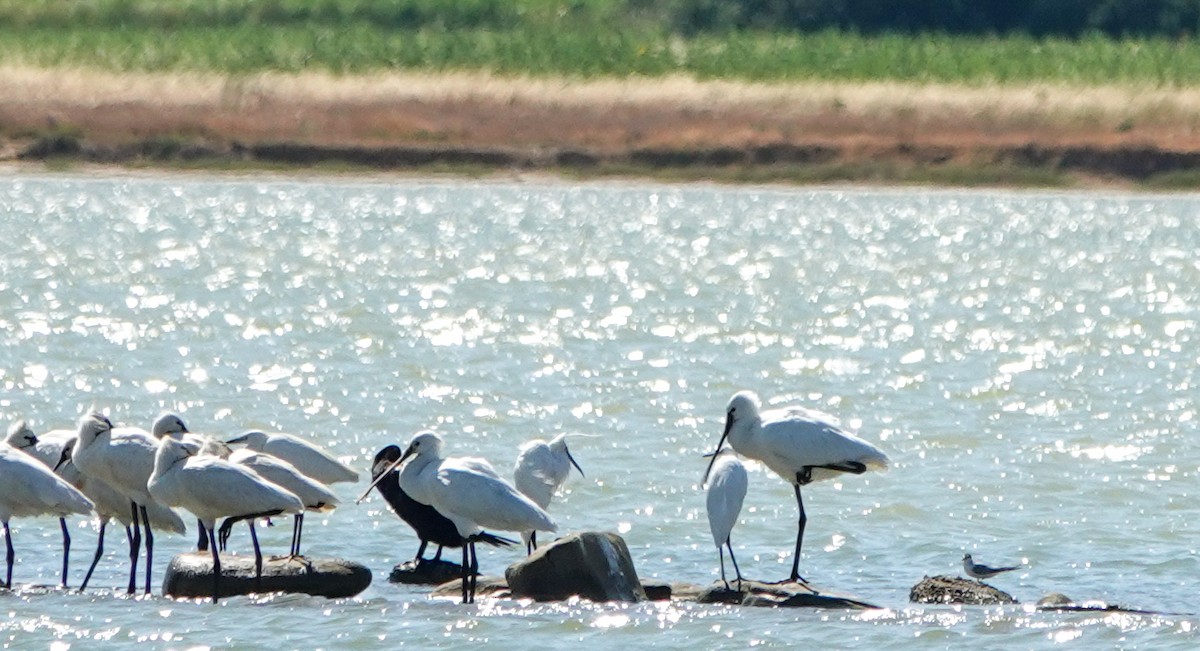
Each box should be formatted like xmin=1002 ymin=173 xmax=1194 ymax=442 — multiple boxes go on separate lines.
xmin=1 ymin=0 xmax=1199 ymax=84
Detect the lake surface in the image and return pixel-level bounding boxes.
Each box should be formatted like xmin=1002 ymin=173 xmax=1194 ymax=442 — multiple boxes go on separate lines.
xmin=1 ymin=174 xmax=1198 ymax=648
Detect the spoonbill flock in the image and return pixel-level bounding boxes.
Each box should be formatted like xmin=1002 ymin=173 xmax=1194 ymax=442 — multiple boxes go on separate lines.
xmin=2 ymin=388 xmax=894 ymax=604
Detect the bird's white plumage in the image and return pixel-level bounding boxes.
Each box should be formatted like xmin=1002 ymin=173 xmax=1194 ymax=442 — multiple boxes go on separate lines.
xmin=706 ymin=450 xmax=748 ymax=549
xmin=151 ymin=413 xmax=232 ymax=459
xmin=513 ymin=434 xmax=579 ymax=510
xmin=57 ymin=451 xmax=187 ymax=534
xmin=0 ymin=445 xmax=94 ymax=522
xmin=5 ymin=422 xmax=74 ymax=469
xmin=400 ymin=431 xmax=555 ymax=539
xmin=228 ymin=448 xmax=338 ymax=512
xmin=723 ymin=391 xmax=889 ymax=485
xmin=71 ymin=414 xmax=159 ymax=506
xmin=229 ymin=430 xmax=358 ymax=485
xmin=148 ymin=437 xmax=305 ymax=530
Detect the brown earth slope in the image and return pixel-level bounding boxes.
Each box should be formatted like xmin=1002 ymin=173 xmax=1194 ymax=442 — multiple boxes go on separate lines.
xmin=4 ymin=67 xmax=1200 ymax=186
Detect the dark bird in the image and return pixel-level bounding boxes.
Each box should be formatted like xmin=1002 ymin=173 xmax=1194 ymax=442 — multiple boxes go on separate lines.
xmin=365 ymin=445 xmax=512 ymax=564
xmin=962 ymin=553 xmax=1021 ymax=580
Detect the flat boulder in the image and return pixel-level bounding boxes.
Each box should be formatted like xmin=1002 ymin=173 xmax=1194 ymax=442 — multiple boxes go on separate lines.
xmin=910 ymin=575 xmax=1017 ymax=605
xmin=162 ymin=553 xmax=371 ymax=600
xmin=505 ymin=531 xmax=646 ymax=603
xmin=389 ymin=558 xmax=466 ymax=586
xmin=429 ymin=575 xmax=511 ymax=600
xmin=694 ymin=580 xmax=878 ymax=609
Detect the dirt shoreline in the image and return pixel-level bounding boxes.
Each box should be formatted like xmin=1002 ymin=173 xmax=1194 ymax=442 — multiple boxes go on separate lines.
xmin=4 ymin=66 xmax=1200 ymax=187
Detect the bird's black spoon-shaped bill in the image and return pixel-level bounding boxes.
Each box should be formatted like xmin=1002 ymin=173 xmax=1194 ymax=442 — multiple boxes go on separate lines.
xmin=702 ymin=412 xmax=735 ymax=483
xmin=355 ymin=448 xmax=413 ymax=504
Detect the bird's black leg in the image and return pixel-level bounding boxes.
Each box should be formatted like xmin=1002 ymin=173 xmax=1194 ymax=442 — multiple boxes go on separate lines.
xmin=727 ymin=538 xmax=744 ymax=591
xmin=249 ymin=520 xmax=263 ymax=591
xmin=530 ymin=532 xmax=538 ymax=554
xmin=292 ymin=513 xmax=304 ymax=557
xmin=460 ymin=544 xmax=470 ymax=603
xmin=414 ymin=539 xmax=429 ymax=564
xmin=432 ymin=545 xmax=443 ymax=562
xmin=790 ymin=483 xmax=808 ymax=583
xmin=127 ymin=502 xmax=141 ymax=594
xmin=467 ymin=541 xmax=479 ymax=604
xmin=81 ymin=519 xmax=107 ymax=591
xmin=141 ymin=505 xmax=153 ymax=595
xmin=3 ymin=519 xmax=13 ymax=590
xmin=196 ymin=519 xmax=208 ymax=552
xmin=59 ymin=517 xmax=70 ymax=589
xmin=207 ymin=526 xmax=221 ymax=604
xmin=218 ymin=517 xmax=240 ymax=552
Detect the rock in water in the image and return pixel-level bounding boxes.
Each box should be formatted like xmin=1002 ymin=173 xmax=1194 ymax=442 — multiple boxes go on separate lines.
xmin=697 ymin=580 xmax=878 ymax=609
xmin=505 ymin=531 xmax=646 ymax=603
xmin=389 ymin=558 xmax=466 ymax=585
xmin=429 ymin=576 xmax=511 ymax=600
xmin=162 ymin=553 xmax=371 ymax=599
xmin=909 ymin=575 xmax=1017 ymax=605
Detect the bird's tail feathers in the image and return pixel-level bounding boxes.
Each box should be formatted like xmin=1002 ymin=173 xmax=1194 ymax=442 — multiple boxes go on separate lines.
xmin=475 ymin=531 xmax=517 ymax=548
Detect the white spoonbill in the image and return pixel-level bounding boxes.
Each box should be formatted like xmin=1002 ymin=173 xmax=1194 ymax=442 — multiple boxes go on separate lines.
xmin=704 ymin=390 xmax=889 ymax=583
xmin=150 ymin=412 xmax=232 ymax=550
xmin=962 ymin=554 xmax=1021 ymax=581
xmin=227 ymin=430 xmax=358 ymax=485
xmin=148 ymin=437 xmax=304 ymax=602
xmin=53 ymin=443 xmax=186 ymax=591
xmin=362 ymin=431 xmax=556 ymax=603
xmin=513 ymin=433 xmax=584 ymax=553
xmin=5 ymin=421 xmax=80 ymax=587
xmin=0 ymin=445 xmax=94 ymax=589
xmin=71 ymin=412 xmax=163 ymax=594
xmin=220 ymin=448 xmax=338 ymax=557
xmin=6 ymin=421 xmax=74 ymax=469
xmin=705 ymin=448 xmax=748 ymax=590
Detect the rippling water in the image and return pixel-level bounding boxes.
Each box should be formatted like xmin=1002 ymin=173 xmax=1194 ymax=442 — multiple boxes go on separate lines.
xmin=1 ymin=174 xmax=1198 ymax=648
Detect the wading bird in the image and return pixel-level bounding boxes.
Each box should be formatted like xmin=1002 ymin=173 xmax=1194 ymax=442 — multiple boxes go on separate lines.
xmin=150 ymin=412 xmax=232 ymax=551
xmin=705 ymin=448 xmax=748 ymax=590
xmin=227 ymin=430 xmax=358 ymax=485
xmin=148 ymin=437 xmax=304 ymax=602
xmin=70 ymin=412 xmax=162 ymax=595
xmin=0 ymin=444 xmax=93 ymax=589
xmin=704 ymin=391 xmax=888 ymax=583
xmin=54 ymin=444 xmax=186 ymax=590
xmin=219 ymin=448 xmax=338 ymax=557
xmin=365 ymin=445 xmax=512 ymax=564
xmin=360 ymin=432 xmax=555 ymax=603
xmin=513 ymin=433 xmax=584 ymax=553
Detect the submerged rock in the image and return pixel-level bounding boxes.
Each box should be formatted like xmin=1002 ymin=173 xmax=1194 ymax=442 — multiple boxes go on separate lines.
xmin=505 ymin=531 xmax=646 ymax=603
xmin=429 ymin=575 xmax=511 ymax=600
xmin=389 ymin=558 xmax=467 ymax=586
xmin=909 ymin=575 xmax=1018 ymax=605
xmin=162 ymin=553 xmax=371 ymax=599
xmin=694 ymin=580 xmax=879 ymax=609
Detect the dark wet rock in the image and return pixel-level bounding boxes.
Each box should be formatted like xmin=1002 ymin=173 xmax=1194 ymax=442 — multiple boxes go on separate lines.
xmin=162 ymin=553 xmax=371 ymax=599
xmin=910 ymin=575 xmax=1018 ymax=605
xmin=694 ymin=580 xmax=879 ymax=609
xmin=641 ymin=582 xmax=675 ymax=601
xmin=389 ymin=558 xmax=466 ymax=586
xmin=429 ymin=575 xmax=511 ymax=600
xmin=505 ymin=531 xmax=646 ymax=603
xmin=1035 ymin=593 xmax=1181 ymax=616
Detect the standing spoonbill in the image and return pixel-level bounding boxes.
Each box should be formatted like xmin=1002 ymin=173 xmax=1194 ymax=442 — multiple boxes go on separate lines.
xmin=219 ymin=448 xmax=338 ymax=557
xmin=363 ymin=445 xmax=512 ymax=564
xmin=361 ymin=431 xmax=555 ymax=603
xmin=227 ymin=430 xmax=358 ymax=485
xmin=5 ymin=421 xmax=79 ymax=587
xmin=0 ymin=445 xmax=94 ymax=589
xmin=513 ymin=433 xmax=584 ymax=554
xmin=53 ymin=443 xmax=187 ymax=591
xmin=71 ymin=412 xmax=164 ymax=594
xmin=705 ymin=448 xmax=748 ymax=590
xmin=148 ymin=437 xmax=304 ymax=602
xmin=151 ymin=412 xmax=232 ymax=550
xmin=704 ymin=390 xmax=889 ymax=583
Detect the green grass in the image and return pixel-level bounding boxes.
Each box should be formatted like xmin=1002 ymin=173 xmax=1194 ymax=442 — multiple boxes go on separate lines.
xmin=2 ymin=1 xmax=1200 ymax=85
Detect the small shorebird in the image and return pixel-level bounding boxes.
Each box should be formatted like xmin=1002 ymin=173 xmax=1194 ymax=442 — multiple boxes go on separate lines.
xmin=962 ymin=553 xmax=1020 ymax=580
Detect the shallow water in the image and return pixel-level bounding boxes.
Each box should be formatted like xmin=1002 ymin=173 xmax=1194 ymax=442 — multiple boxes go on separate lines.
xmin=1 ymin=175 xmax=1198 ymax=648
